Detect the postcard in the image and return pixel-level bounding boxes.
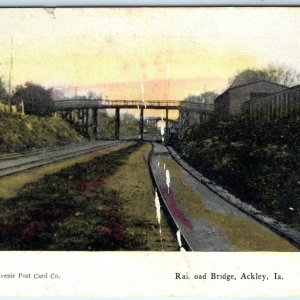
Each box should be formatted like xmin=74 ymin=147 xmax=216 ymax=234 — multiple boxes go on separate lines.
xmin=0 ymin=6 xmax=299 ymax=298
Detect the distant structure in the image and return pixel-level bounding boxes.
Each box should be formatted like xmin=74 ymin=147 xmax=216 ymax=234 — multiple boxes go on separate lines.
xmin=242 ymin=84 xmax=300 ymax=121
xmin=180 ymin=102 xmax=214 ymax=127
xmin=214 ymin=80 xmax=287 ymax=115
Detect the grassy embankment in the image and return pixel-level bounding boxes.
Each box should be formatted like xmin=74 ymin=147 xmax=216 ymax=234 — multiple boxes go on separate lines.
xmin=0 ymin=110 xmax=82 ymax=153
xmin=97 ymin=113 xmax=160 ymax=138
xmin=178 ymin=115 xmax=300 ymax=230
xmin=0 ymin=143 xmax=178 ymax=250
xmin=160 ymin=156 xmax=297 ymax=251
xmin=97 ymin=114 xmax=140 ymax=138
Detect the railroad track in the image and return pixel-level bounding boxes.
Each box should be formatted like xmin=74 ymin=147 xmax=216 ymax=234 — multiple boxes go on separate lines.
xmin=166 ymin=145 xmax=300 ymax=250
xmin=147 ymin=143 xmax=192 ymax=251
xmin=0 ymin=140 xmax=128 ymax=178
xmin=148 ymin=142 xmax=300 ymax=251
xmin=0 ymin=141 xmax=90 ymax=161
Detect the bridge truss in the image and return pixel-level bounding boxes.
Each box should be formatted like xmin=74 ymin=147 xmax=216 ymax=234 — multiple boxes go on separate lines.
xmin=53 ymin=98 xmax=213 ymax=140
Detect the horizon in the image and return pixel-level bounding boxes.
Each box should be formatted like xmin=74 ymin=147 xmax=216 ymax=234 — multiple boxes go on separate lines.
xmin=1 ymin=8 xmax=300 ymax=105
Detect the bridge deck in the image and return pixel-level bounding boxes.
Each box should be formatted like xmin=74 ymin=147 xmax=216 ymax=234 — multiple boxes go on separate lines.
xmin=54 ymin=99 xmax=180 ymax=110
xmin=53 ymin=99 xmax=214 ymax=112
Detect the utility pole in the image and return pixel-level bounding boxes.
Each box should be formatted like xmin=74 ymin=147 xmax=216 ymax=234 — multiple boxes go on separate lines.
xmin=8 ymin=36 xmax=13 ymax=112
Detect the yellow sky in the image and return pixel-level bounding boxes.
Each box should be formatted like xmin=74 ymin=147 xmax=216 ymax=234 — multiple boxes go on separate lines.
xmin=0 ymin=8 xmax=300 ymax=100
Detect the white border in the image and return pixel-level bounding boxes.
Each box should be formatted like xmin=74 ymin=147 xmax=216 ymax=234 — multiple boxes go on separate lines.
xmin=0 ymin=4 xmax=299 ymax=299
xmin=0 ymin=0 xmax=299 ymax=7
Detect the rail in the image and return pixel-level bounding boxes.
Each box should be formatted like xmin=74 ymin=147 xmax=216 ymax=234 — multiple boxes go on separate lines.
xmin=0 ymin=140 xmax=127 ymax=177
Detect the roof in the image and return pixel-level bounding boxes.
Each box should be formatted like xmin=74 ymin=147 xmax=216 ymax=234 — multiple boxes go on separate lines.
xmin=243 ymin=84 xmax=300 ymax=104
xmin=214 ymin=80 xmax=288 ymax=103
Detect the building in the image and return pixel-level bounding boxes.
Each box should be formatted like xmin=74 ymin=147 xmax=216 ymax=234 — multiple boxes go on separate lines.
xmin=214 ymin=80 xmax=287 ymax=115
xmin=180 ymin=102 xmax=214 ymax=127
xmin=242 ymin=84 xmax=300 ymax=121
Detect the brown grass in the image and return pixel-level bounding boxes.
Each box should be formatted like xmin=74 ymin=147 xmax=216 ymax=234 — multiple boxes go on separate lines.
xmin=106 ymin=143 xmax=178 ymax=251
xmin=0 ymin=142 xmax=134 ymax=199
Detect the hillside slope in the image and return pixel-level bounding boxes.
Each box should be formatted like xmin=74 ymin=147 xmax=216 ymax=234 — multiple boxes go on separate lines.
xmin=177 ymin=115 xmax=300 ymax=230
xmin=0 ymin=111 xmax=82 ymax=153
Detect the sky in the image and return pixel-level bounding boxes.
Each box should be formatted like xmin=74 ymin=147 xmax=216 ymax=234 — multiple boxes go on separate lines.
xmin=0 ymin=7 xmax=300 ymax=102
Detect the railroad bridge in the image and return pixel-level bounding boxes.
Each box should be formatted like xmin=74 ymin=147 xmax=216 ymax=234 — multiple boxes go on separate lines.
xmin=53 ymin=99 xmax=213 ymax=140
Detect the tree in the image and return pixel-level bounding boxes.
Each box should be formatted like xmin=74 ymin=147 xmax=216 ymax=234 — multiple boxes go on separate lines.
xmin=183 ymin=91 xmax=218 ymax=105
xmin=266 ymin=64 xmax=300 ymax=87
xmin=52 ymin=88 xmax=65 ymax=100
xmin=121 ymin=112 xmax=138 ymax=123
xmin=13 ymin=82 xmax=54 ymax=116
xmin=229 ymin=69 xmax=274 ymax=87
xmin=229 ymin=65 xmax=300 ymax=88
xmin=68 ymin=91 xmax=102 ymax=101
xmin=87 ymin=91 xmax=99 ymax=99
xmin=0 ymin=77 xmax=7 ymax=102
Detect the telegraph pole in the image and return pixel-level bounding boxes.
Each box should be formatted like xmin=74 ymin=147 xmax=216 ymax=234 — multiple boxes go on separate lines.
xmin=8 ymin=36 xmax=13 ymax=112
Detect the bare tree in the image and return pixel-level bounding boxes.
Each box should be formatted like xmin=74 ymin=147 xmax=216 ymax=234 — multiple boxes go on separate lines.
xmin=229 ymin=65 xmax=300 ymax=88
xmin=267 ymin=64 xmax=300 ymax=87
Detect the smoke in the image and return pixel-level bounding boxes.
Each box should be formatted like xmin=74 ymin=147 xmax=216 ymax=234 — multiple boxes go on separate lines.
xmin=141 ymin=81 xmax=146 ymax=107
xmin=141 ymin=81 xmax=145 ymax=102
xmin=166 ymin=64 xmax=171 ymax=81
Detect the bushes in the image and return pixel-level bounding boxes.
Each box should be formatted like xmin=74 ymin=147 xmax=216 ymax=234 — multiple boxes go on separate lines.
xmin=0 ymin=110 xmax=82 ymax=153
xmin=13 ymin=82 xmax=54 ymax=116
xmin=177 ymin=114 xmax=300 ymax=229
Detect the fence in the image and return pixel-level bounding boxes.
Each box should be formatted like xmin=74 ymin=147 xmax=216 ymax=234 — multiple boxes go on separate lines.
xmin=241 ymin=85 xmax=300 ymax=121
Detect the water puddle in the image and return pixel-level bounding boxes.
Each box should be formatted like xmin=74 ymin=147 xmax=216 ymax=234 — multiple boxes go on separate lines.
xmin=166 ymin=169 xmax=170 ymax=193
xmin=160 ymin=185 xmax=193 ymax=229
xmin=160 ymin=114 xmax=165 ymax=143
xmin=176 ymin=230 xmax=187 ymax=252
xmin=154 ymin=189 xmax=163 ymax=250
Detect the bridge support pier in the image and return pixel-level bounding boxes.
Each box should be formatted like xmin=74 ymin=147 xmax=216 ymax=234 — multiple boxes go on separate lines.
xmin=76 ymin=109 xmax=80 ymax=128
xmin=115 ymin=108 xmax=120 ymax=140
xmin=85 ymin=109 xmax=89 ymax=136
xmin=165 ymin=109 xmax=169 ymax=143
xmin=54 ymin=100 xmax=183 ymax=141
xmin=140 ymin=108 xmax=144 ymax=140
xmin=92 ymin=108 xmax=98 ymax=140
xmin=80 ymin=109 xmax=84 ymax=134
xmin=69 ymin=110 xmax=74 ymax=123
